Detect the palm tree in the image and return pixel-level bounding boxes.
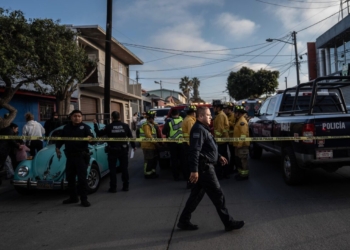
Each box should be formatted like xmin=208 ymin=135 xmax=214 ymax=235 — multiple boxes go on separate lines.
xmin=179 ymin=76 xmax=193 ymax=103
xmin=192 ymin=77 xmax=200 ymax=100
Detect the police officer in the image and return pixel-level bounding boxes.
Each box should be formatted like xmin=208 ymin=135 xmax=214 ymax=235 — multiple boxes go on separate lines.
xmin=140 ymin=110 xmax=159 ymax=179
xmin=56 ymin=110 xmax=94 ymax=207
xmin=93 ymin=111 xmax=135 ymax=192
xmin=223 ymin=102 xmax=236 ymax=173
xmin=233 ymin=105 xmax=250 ymax=181
xmin=181 ymin=105 xmax=197 ymax=188
xmin=177 ymin=107 xmax=244 ymax=232
xmin=162 ymin=109 xmax=183 ymax=181
xmin=212 ymin=100 xmax=230 ymax=179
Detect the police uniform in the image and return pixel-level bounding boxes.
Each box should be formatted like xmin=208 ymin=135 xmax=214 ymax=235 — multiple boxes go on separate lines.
xmin=56 ymin=121 xmax=94 ymax=203
xmin=140 ymin=112 xmax=158 ymax=179
xmin=181 ymin=107 xmax=197 ymax=186
xmin=178 ymin=120 xmax=243 ymax=231
xmin=213 ymin=109 xmax=230 ymax=179
xmin=94 ymin=120 xmax=135 ymax=192
xmin=233 ymin=107 xmax=250 ymax=180
xmin=162 ymin=116 xmax=183 ymax=180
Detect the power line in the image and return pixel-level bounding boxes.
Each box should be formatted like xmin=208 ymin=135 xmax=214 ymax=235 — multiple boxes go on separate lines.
xmin=256 ymin=0 xmax=339 ymax=9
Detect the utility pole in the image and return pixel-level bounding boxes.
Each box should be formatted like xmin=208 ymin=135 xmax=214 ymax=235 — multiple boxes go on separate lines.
xmin=104 ymin=0 xmax=112 ymax=123
xmin=285 ymin=77 xmax=287 ymax=89
xmin=136 ymin=71 xmax=139 ymax=83
xmin=292 ymin=31 xmax=300 ymax=85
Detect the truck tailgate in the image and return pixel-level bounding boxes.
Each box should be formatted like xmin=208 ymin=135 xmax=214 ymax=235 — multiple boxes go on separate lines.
xmin=314 ymin=115 xmax=350 ymax=154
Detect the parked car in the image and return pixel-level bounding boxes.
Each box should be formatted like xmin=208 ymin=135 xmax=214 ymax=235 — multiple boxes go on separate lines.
xmin=12 ymin=122 xmax=112 ymax=194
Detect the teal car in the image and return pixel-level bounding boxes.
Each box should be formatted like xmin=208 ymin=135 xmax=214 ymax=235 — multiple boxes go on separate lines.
xmin=12 ymin=122 xmax=112 ymax=194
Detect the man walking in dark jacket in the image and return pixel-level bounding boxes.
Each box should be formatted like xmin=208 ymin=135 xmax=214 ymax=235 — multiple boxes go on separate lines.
xmin=177 ymin=106 xmax=244 ymax=232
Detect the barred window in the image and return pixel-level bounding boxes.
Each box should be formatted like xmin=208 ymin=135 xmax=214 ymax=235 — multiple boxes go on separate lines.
xmin=39 ymin=101 xmax=55 ymax=121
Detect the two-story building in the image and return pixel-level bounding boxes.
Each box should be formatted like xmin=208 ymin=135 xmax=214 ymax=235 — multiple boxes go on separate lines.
xmin=72 ymin=25 xmax=143 ymax=124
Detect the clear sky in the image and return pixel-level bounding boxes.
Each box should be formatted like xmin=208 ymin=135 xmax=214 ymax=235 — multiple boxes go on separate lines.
xmin=1 ymin=0 xmax=346 ymax=102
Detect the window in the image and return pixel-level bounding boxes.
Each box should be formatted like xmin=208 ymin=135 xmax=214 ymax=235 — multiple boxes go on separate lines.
xmin=266 ymin=97 xmax=277 ymax=115
xmin=119 ymin=63 xmax=124 ymax=82
xmin=39 ymin=101 xmax=55 ymax=121
xmin=259 ymin=99 xmax=270 ymax=115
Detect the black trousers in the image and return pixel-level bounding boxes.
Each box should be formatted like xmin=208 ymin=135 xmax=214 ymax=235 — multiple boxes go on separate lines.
xmin=216 ymin=143 xmax=229 ymax=178
xmin=108 ymin=150 xmax=129 ymax=189
xmin=179 ymin=164 xmax=234 ymax=226
xmin=66 ymin=156 xmax=88 ymax=201
xmin=228 ymin=144 xmax=236 ymax=172
xmin=28 ymin=140 xmax=43 ymax=157
xmin=169 ymin=142 xmax=184 ymax=179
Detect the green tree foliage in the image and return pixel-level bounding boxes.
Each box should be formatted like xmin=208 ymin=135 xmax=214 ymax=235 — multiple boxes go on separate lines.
xmin=0 ymin=9 xmax=94 ymax=128
xmin=179 ymin=76 xmax=193 ymax=103
xmin=226 ymin=66 xmax=279 ymax=100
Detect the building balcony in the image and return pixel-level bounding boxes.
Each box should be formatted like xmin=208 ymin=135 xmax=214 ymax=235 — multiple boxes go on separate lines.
xmin=81 ymin=63 xmax=141 ymax=100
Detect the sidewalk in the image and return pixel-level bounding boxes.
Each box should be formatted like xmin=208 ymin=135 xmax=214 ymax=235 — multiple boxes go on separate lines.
xmin=0 ymin=179 xmax=14 ymax=194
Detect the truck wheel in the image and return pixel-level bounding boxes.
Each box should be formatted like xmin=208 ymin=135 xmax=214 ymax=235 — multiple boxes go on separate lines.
xmin=282 ymin=147 xmax=305 ymax=185
xmin=249 ymin=142 xmax=262 ymax=159
xmin=87 ymin=164 xmax=100 ymax=194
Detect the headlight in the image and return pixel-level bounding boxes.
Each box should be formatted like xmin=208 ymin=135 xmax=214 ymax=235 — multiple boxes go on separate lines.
xmin=17 ymin=166 xmax=29 ymax=177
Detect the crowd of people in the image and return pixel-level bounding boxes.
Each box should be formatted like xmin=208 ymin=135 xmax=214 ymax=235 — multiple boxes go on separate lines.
xmin=0 ymin=111 xmax=62 ymax=180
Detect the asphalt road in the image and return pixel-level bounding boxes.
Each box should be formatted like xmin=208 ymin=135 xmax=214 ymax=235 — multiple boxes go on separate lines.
xmin=1 ymin=150 xmax=350 ymax=250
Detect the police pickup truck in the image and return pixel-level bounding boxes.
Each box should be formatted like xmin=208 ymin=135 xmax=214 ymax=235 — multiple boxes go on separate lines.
xmin=249 ymin=76 xmax=350 ymax=185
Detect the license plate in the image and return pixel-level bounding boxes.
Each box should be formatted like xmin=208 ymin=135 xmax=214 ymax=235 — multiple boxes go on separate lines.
xmin=316 ymin=150 xmax=333 ymax=159
xmin=37 ymin=180 xmax=54 ymax=189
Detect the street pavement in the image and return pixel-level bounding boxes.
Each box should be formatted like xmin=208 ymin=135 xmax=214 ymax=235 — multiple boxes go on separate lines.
xmin=1 ymin=150 xmax=350 ymax=250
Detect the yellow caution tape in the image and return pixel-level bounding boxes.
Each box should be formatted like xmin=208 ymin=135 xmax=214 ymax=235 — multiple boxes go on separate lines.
xmin=1 ymin=135 xmax=350 ymax=142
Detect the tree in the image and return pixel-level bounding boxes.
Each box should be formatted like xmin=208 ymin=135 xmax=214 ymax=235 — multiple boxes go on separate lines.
xmin=226 ymin=67 xmax=255 ymax=101
xmin=179 ymin=76 xmax=193 ymax=103
xmin=226 ymin=66 xmax=279 ymax=100
xmin=0 ymin=9 xmax=95 ymax=128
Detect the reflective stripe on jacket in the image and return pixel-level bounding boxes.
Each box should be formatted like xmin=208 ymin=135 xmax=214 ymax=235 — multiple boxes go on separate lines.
xmin=233 ymin=115 xmax=250 ymax=147
xmin=169 ymin=117 xmax=183 ymax=142
xmin=182 ymin=115 xmax=196 ymax=145
xmin=213 ymin=111 xmax=229 ymax=141
xmin=140 ymin=122 xmax=157 ymax=149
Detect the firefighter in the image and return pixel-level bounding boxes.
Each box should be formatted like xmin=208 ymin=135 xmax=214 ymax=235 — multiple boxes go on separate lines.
xmin=233 ymin=105 xmax=250 ymax=181
xmin=162 ymin=109 xmax=184 ymax=181
xmin=140 ymin=110 xmax=159 ymax=179
xmin=212 ymin=100 xmax=230 ymax=179
xmin=182 ymin=105 xmax=197 ymax=188
xmin=223 ymin=102 xmax=236 ymax=173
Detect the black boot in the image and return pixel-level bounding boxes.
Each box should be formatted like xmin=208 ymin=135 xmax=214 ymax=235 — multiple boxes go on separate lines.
xmin=62 ymin=197 xmax=79 ymax=204
xmin=122 ymin=182 xmax=129 ymax=191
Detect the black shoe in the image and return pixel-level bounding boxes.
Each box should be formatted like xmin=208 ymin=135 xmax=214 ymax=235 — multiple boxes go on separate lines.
xmin=122 ymin=184 xmax=129 ymax=192
xmin=177 ymin=221 xmax=199 ymax=230
xmin=225 ymin=220 xmax=245 ymax=232
xmin=62 ymin=197 xmax=79 ymax=204
xmin=81 ymin=200 xmax=91 ymax=207
xmin=108 ymin=188 xmax=117 ymax=193
xmin=235 ymin=175 xmax=249 ymax=181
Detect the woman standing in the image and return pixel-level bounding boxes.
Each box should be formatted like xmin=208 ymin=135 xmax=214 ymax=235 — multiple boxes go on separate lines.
xmin=22 ymin=112 xmax=45 ymax=157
